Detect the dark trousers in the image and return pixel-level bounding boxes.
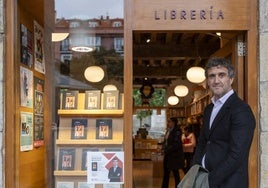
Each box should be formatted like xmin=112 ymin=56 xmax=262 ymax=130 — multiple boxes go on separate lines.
xmin=183 ymin=152 xmax=194 ymax=174
xmin=161 ymin=158 xmax=180 ymax=188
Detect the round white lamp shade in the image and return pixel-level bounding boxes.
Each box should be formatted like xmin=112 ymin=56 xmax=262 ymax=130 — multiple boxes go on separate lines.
xmin=84 ymin=66 xmax=104 ymax=82
xmin=103 ymin=84 xmax=117 ymax=91
xmin=174 ymin=85 xmax=189 ymax=97
xmin=168 ymin=96 xmax=179 ymax=105
xmin=186 ymin=66 xmax=206 ymax=83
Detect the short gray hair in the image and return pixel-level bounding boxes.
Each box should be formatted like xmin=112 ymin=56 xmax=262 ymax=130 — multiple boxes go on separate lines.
xmin=205 ymin=57 xmax=235 ymax=78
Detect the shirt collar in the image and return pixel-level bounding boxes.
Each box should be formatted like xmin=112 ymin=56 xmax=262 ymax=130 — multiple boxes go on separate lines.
xmin=211 ymin=89 xmax=234 ymax=105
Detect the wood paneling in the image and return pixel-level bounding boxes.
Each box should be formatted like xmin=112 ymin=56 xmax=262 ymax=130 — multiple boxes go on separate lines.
xmin=124 ymin=0 xmax=134 ymax=187
xmin=5 ymin=0 xmax=16 ymax=187
xmin=5 ymin=0 xmax=54 ymax=187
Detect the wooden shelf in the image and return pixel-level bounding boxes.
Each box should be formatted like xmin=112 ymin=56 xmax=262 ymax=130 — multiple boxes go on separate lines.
xmin=134 ymin=139 xmax=159 ymax=160
xmin=54 ymin=170 xmax=87 ymax=176
xmin=58 ymin=109 xmax=124 ymax=117
xmin=56 ymin=139 xmax=123 ymax=145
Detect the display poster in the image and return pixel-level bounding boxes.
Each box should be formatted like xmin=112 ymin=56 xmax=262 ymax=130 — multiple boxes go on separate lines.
xmin=20 ymin=24 xmax=33 ymax=68
xmin=34 ymin=115 xmax=44 ymax=147
xmin=87 ymin=152 xmax=124 ymax=184
xmin=20 ymin=112 xmax=33 ymax=151
xmin=34 ymin=20 xmax=45 ymax=74
xmin=33 ymin=77 xmax=44 ymax=147
xmin=20 ymin=66 xmax=33 ymax=108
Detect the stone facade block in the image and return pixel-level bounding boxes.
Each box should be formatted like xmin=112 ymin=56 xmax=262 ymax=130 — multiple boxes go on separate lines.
xmin=260 ymin=82 xmax=268 ymax=132
xmin=260 ymin=0 xmax=268 ymax=33
xmin=260 ymin=34 xmax=268 ymax=82
xmin=260 ymin=133 xmax=268 ymax=187
xmin=0 ymin=0 xmax=3 ymax=33
xmin=0 ymin=34 xmax=3 ymax=82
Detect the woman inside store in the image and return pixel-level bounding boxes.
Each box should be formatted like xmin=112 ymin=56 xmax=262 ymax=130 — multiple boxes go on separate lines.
xmin=182 ymin=125 xmax=197 ymax=173
xmin=161 ymin=117 xmax=184 ymax=188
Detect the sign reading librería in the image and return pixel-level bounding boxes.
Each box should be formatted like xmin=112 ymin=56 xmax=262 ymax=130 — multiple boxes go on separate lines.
xmin=132 ymin=0 xmax=249 ymax=30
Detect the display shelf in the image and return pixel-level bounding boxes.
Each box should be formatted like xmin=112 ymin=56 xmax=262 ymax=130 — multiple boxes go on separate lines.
xmin=55 ymin=91 xmax=125 ymax=186
xmin=186 ymin=94 xmax=210 ymax=117
xmin=54 ymin=170 xmax=87 ymax=176
xmin=167 ymin=106 xmax=185 ymax=118
xmin=133 ymin=139 xmax=159 ymax=160
xmin=56 ymin=139 xmax=123 ymax=145
xmin=58 ymin=109 xmax=124 ymax=117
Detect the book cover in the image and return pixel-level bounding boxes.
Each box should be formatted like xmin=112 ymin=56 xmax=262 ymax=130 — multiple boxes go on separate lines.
xmin=58 ymin=148 xmax=75 ymax=170
xmin=61 ymin=90 xmax=79 ymax=109
xmin=85 ymin=90 xmax=101 ymax=110
xmin=81 ymin=148 xmax=99 ymax=171
xmin=77 ymin=182 xmax=95 ymax=188
xmin=96 ymin=119 xmax=112 ymax=139
xmin=57 ymin=182 xmax=74 ymax=188
xmin=103 ymin=90 xmax=119 ymax=110
xmin=71 ymin=119 xmax=88 ymax=139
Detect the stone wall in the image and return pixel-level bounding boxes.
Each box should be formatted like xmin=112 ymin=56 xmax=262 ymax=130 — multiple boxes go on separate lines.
xmin=0 ymin=0 xmax=4 ymax=187
xmin=259 ymin=0 xmax=268 ymax=187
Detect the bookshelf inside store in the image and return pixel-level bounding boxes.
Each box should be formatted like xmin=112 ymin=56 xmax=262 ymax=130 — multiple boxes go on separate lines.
xmin=55 ymin=91 xmax=124 ymax=188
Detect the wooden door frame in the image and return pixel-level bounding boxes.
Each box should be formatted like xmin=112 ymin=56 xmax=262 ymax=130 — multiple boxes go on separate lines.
xmin=124 ymin=0 xmax=258 ymax=188
xmin=5 ymin=0 xmax=17 ymax=187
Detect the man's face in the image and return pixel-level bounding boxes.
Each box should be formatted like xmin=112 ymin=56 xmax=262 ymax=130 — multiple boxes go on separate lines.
xmin=207 ymin=65 xmax=233 ymax=100
xmin=167 ymin=119 xmax=175 ymax=129
xmin=113 ymin=159 xmax=118 ymax=167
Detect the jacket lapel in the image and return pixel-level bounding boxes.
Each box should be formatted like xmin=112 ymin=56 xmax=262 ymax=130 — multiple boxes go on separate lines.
xmin=209 ymin=93 xmax=237 ymax=134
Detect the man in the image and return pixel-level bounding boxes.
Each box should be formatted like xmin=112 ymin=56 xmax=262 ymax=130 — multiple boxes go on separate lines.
xmin=193 ymin=57 xmax=256 ymax=188
xmin=108 ymin=157 xmax=122 ymax=182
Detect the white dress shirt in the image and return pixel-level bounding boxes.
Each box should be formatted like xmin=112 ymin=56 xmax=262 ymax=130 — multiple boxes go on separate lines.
xmin=202 ymin=89 xmax=234 ymax=168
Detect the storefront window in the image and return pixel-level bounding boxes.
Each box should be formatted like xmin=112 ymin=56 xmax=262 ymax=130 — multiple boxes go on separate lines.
xmin=54 ymin=0 xmax=124 ymax=187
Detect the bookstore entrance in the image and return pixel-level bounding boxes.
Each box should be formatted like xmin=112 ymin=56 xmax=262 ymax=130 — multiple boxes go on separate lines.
xmin=131 ymin=30 xmax=250 ymax=187
xmin=126 ymin=0 xmax=258 ymax=187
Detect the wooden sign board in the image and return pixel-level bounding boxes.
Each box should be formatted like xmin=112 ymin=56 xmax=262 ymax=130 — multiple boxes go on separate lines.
xmin=132 ymin=0 xmax=249 ymax=30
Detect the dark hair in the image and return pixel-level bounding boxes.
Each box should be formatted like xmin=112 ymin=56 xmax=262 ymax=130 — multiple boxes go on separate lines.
xmin=169 ymin=117 xmax=178 ymax=125
xmin=184 ymin=125 xmax=193 ymax=133
xmin=205 ymin=57 xmax=235 ymax=79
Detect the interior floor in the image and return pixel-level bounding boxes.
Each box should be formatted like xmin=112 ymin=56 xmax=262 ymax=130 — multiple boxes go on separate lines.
xmin=133 ymin=160 xmax=185 ymax=188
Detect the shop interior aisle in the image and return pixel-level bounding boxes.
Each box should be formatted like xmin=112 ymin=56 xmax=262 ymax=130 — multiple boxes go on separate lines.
xmin=133 ymin=160 xmax=185 ymax=188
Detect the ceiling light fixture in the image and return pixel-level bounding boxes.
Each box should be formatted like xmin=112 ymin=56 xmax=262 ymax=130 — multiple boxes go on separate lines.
xmin=69 ymin=34 xmax=95 ymax=52
xmin=51 ymin=33 xmax=69 ymax=42
xmin=103 ymin=84 xmax=117 ymax=91
xmin=174 ymin=85 xmax=189 ymax=97
xmin=216 ymin=32 xmax=222 ymax=37
xmin=71 ymin=46 xmax=94 ymax=52
xmin=167 ymin=96 xmax=179 ymax=105
xmin=186 ymin=66 xmax=206 ymax=84
xmin=84 ymin=66 xmax=104 ymax=82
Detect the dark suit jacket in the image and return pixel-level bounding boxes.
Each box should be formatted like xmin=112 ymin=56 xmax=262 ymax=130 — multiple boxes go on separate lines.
xmin=193 ymin=92 xmax=255 ymax=188
xmin=108 ymin=166 xmax=122 ymax=182
xmin=163 ymin=125 xmax=184 ymax=170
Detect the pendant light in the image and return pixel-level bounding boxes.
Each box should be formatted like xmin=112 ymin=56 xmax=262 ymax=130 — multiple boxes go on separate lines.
xmin=186 ymin=66 xmax=206 ymax=83
xmin=69 ymin=34 xmax=94 ymax=52
xmin=84 ymin=66 xmax=104 ymax=82
xmin=174 ymin=85 xmax=189 ymax=97
xmin=167 ymin=96 xmax=179 ymax=105
xmin=103 ymin=84 xmax=117 ymax=91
